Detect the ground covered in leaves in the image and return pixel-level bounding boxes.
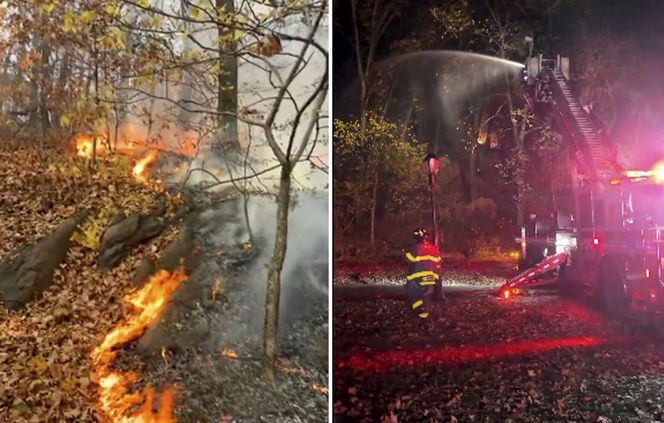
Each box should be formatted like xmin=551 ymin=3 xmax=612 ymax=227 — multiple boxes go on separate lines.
xmin=334 ymin=265 xmax=664 ymax=422
xmin=0 ymin=147 xmax=181 ymax=421
xmin=0 ymin=146 xmax=328 ymax=422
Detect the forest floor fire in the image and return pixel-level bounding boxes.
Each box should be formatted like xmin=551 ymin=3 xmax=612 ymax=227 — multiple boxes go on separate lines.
xmin=71 ymin=133 xmax=192 ymax=184
xmin=92 ymin=267 xmax=187 ymax=422
xmin=0 ymin=145 xmax=328 ymax=422
xmin=0 ymin=146 xmax=182 ymax=421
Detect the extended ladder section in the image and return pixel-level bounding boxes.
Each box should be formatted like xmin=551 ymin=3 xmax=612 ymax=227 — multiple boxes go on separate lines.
xmin=546 ymin=69 xmax=621 ymax=181
xmin=498 ymin=251 xmax=569 ymax=298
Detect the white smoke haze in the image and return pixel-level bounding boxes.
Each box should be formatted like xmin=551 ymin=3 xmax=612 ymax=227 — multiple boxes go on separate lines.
xmin=195 ymin=191 xmax=328 ymax=341
xmin=112 ymin=1 xmax=328 ymax=192
xmin=111 ymin=1 xmax=329 ymax=341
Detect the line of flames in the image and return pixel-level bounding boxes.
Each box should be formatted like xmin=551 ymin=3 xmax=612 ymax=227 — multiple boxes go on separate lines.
xmin=71 ymin=133 xmax=189 ymax=183
xmin=91 ymin=267 xmax=187 ymax=422
xmin=132 ymin=150 xmax=159 ymax=183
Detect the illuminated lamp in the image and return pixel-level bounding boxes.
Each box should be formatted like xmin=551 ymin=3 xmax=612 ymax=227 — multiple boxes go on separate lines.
xmin=424 ymin=153 xmax=440 ymax=177
xmin=593 ymin=237 xmax=600 ymax=246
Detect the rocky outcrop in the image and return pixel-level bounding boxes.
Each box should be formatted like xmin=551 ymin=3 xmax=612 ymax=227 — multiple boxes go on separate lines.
xmin=97 ymin=204 xmax=166 ymax=270
xmin=0 ymin=213 xmax=86 ymax=310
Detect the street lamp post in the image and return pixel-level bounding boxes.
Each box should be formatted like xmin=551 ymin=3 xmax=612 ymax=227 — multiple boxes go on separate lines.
xmin=424 ymin=153 xmax=443 ymax=301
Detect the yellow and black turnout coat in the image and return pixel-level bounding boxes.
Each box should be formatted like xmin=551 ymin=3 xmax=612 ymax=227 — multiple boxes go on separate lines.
xmin=405 ymin=240 xmax=441 ymax=286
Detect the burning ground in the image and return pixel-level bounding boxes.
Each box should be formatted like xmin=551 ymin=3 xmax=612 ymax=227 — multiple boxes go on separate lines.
xmin=334 ymin=265 xmax=664 ymax=422
xmin=0 ymin=145 xmax=327 ymax=422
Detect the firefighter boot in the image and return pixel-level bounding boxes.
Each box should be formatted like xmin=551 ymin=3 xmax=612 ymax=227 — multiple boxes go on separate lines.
xmin=406 ymin=280 xmax=429 ymax=319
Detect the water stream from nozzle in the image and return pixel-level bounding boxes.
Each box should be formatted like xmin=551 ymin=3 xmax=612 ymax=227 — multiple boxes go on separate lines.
xmin=336 ymin=50 xmax=525 ymax=152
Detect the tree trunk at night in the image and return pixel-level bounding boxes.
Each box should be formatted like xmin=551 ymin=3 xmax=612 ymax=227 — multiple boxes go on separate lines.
xmin=216 ymin=0 xmax=239 ymax=152
xmin=369 ymin=171 xmax=378 ymax=245
xmin=263 ymin=164 xmax=292 ymax=382
xmin=469 ymin=145 xmax=478 ymax=202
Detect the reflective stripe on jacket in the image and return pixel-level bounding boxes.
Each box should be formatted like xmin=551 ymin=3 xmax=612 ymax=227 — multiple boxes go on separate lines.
xmin=405 ymin=240 xmax=441 ymax=283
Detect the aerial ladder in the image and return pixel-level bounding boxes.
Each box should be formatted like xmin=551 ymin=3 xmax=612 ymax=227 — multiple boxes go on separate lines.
xmin=499 ymin=55 xmax=622 ymax=298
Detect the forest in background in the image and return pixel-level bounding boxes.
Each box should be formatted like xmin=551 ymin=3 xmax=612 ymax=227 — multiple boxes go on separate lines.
xmin=333 ymin=0 xmax=664 ymax=261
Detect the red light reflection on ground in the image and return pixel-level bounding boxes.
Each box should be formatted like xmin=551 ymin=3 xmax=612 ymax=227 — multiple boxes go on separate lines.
xmin=336 ymin=336 xmax=634 ymax=373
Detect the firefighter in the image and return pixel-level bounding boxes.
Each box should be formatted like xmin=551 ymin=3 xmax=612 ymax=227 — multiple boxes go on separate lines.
xmin=404 ymin=227 xmax=442 ymax=319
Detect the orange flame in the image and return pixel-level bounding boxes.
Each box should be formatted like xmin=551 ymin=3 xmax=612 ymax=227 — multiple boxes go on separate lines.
xmin=92 ymin=268 xmax=187 ymax=422
xmin=133 ymin=150 xmax=158 ymax=182
xmin=220 ymin=348 xmax=238 ymax=359
xmin=72 ymin=134 xmax=95 ymax=159
xmin=310 ymin=384 xmax=328 ymax=394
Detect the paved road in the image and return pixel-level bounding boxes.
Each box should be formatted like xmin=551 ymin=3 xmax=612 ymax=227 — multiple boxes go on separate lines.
xmin=334 ymin=285 xmax=664 ymax=422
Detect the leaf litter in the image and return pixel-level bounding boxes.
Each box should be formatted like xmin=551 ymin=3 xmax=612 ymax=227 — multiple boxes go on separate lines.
xmin=0 ymin=147 xmax=181 ymax=422
xmin=334 ymin=268 xmax=664 ymax=422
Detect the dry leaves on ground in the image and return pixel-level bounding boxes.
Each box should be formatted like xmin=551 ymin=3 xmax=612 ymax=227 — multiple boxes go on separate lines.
xmin=0 ymin=147 xmax=181 ymax=422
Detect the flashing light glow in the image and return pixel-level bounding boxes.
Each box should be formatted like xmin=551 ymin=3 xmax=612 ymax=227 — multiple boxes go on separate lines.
xmin=653 ymin=162 xmax=664 ymax=183
xmin=593 ymin=237 xmax=600 ymax=246
xmin=503 ymin=289 xmax=510 ymax=299
xmin=619 ymin=163 xmax=664 ymax=184
xmin=646 ymin=268 xmax=650 ymax=278
xmin=623 ymin=170 xmax=652 ymax=178
xmin=337 ymin=336 xmax=638 ymax=373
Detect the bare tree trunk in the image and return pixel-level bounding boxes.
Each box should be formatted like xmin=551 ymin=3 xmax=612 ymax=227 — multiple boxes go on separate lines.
xmin=54 ymin=50 xmax=71 ymax=128
xmin=91 ymin=27 xmax=99 ymax=167
xmin=38 ymin=41 xmax=51 ymax=134
xmin=263 ymin=164 xmax=292 ymax=382
xmin=469 ymin=144 xmax=478 ymax=202
xmin=217 ymin=0 xmax=239 ymax=152
xmin=146 ymin=75 xmax=156 ymax=143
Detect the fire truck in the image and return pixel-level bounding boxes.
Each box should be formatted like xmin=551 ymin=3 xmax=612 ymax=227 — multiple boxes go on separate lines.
xmin=500 ymin=55 xmax=664 ymax=316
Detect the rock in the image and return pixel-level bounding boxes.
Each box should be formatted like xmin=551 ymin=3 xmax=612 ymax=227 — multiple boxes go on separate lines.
xmin=108 ymin=209 xmax=127 ymax=227
xmin=98 ymin=206 xmax=166 ymax=270
xmin=133 ymin=259 xmax=156 ymax=286
xmin=0 ymin=213 xmax=86 ymax=310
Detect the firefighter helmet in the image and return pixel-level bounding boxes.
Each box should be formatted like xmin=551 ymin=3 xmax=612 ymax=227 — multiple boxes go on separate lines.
xmin=413 ymin=227 xmax=428 ymax=242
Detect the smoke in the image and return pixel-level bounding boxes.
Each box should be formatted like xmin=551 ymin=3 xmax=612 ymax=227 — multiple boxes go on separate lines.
xmin=113 ymin=7 xmax=329 ymax=191
xmin=195 ymin=191 xmax=328 ymax=344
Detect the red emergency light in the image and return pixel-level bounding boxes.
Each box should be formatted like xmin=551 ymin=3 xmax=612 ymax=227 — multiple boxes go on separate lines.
xmin=593 ymin=237 xmax=600 ymax=246
xmin=499 ymin=287 xmax=522 ymax=299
